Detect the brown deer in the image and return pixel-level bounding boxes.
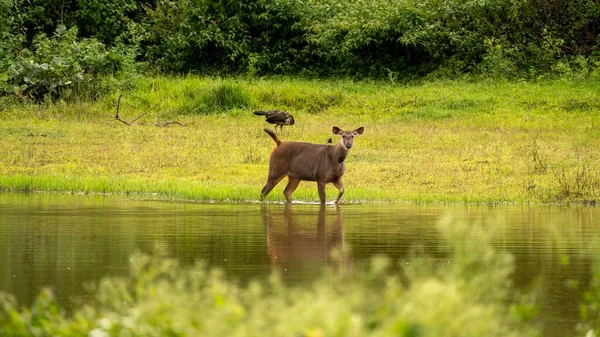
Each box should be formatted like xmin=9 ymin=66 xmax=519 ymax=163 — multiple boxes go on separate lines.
xmin=260 ymin=126 xmax=365 ymax=204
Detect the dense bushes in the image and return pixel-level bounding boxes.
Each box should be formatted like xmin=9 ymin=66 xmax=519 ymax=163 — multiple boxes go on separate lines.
xmin=0 ymin=0 xmax=138 ymax=101
xmin=3 ymin=25 xmax=133 ymax=101
xmin=137 ymin=0 xmax=313 ymax=74
xmin=298 ymin=0 xmax=600 ymax=78
xmin=1 ymin=0 xmax=600 ymax=100
xmin=131 ymin=0 xmax=600 ymax=78
xmin=5 ymin=0 xmax=147 ymax=45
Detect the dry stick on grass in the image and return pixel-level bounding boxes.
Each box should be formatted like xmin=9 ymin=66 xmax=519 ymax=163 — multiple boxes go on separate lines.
xmin=106 ymin=93 xmax=131 ymax=126
xmin=105 ymin=94 xmax=167 ymax=127
xmin=105 ymin=77 xmax=140 ymax=127
xmin=155 ymin=121 xmax=186 ymax=127
xmin=129 ymin=98 xmax=166 ymax=125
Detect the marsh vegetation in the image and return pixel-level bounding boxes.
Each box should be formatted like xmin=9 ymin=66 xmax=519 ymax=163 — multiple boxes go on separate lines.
xmin=1 ymin=77 xmax=599 ymax=204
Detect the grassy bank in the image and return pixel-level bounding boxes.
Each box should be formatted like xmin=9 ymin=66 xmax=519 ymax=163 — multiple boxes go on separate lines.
xmin=1 ymin=76 xmax=599 ymax=204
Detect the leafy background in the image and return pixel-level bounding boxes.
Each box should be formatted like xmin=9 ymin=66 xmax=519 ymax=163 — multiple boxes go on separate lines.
xmin=1 ymin=0 xmax=600 ymax=101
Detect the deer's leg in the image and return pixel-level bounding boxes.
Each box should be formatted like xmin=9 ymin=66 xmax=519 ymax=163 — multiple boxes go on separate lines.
xmin=283 ymin=177 xmax=301 ymax=203
xmin=261 ymin=175 xmax=285 ymax=201
xmin=333 ymin=179 xmax=344 ymax=204
xmin=317 ymin=181 xmax=326 ymax=204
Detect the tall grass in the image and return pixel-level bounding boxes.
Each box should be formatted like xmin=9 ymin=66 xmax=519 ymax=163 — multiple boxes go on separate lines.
xmin=181 ymin=80 xmax=252 ymax=115
xmin=0 ymin=217 xmax=539 ymax=336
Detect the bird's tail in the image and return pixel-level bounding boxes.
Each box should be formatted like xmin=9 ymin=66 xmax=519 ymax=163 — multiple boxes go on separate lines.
xmin=253 ymin=110 xmax=266 ymax=116
xmin=264 ymin=128 xmax=281 ymax=146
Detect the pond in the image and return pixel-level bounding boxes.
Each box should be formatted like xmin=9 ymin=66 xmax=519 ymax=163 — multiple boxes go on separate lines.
xmin=1 ymin=192 xmax=599 ymax=336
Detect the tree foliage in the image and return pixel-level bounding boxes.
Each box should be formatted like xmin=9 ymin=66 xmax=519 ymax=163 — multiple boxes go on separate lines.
xmin=1 ymin=0 xmax=600 ymax=99
xmin=4 ymin=25 xmax=132 ymax=101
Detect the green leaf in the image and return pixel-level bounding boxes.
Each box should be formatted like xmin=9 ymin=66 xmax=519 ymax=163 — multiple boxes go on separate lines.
xmin=56 ymin=25 xmax=67 ymax=36
xmin=51 ymin=57 xmax=63 ymax=66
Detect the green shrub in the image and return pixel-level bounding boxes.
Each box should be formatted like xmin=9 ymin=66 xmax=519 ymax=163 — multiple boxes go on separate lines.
xmin=5 ymin=0 xmax=146 ymax=46
xmin=73 ymin=0 xmax=140 ymax=45
xmin=0 ymin=0 xmax=23 ymax=93
xmin=3 ymin=0 xmax=600 ymax=79
xmin=141 ymin=0 xmax=252 ymax=73
xmin=5 ymin=25 xmax=129 ymax=101
xmin=478 ymin=38 xmax=519 ymax=78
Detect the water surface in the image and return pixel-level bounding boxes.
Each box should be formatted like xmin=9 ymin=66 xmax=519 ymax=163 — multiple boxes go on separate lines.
xmin=1 ymin=192 xmax=599 ymax=336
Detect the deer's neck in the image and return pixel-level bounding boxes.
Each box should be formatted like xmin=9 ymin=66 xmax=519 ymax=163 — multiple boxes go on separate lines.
xmin=331 ymin=143 xmax=350 ymax=164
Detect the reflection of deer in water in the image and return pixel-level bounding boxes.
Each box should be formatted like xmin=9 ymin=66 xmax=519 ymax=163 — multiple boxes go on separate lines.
xmin=263 ymin=205 xmax=344 ymax=269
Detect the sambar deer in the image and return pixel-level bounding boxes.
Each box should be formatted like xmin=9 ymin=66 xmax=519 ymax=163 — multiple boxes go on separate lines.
xmin=260 ymin=126 xmax=365 ymax=204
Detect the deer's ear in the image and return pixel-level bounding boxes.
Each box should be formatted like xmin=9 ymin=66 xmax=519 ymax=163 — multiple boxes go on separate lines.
xmin=353 ymin=126 xmax=365 ymax=136
xmin=332 ymin=126 xmax=343 ymax=135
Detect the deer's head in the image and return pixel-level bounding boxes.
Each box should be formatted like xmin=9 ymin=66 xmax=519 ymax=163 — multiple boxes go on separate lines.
xmin=332 ymin=126 xmax=365 ymax=149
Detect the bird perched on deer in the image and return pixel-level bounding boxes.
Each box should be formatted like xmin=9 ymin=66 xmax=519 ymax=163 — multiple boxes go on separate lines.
xmin=253 ymin=110 xmax=295 ymax=133
xmin=260 ymin=125 xmax=365 ymax=204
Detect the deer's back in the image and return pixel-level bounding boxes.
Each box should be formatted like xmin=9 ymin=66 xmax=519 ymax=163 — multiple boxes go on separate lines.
xmin=269 ymin=142 xmax=335 ymax=181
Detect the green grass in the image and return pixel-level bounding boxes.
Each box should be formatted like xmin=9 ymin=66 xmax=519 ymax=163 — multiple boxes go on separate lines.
xmin=180 ymin=79 xmax=252 ymax=115
xmin=1 ymin=76 xmax=600 ymax=204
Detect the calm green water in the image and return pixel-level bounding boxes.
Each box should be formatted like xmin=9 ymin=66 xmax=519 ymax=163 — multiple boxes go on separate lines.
xmin=1 ymin=192 xmax=600 ymax=336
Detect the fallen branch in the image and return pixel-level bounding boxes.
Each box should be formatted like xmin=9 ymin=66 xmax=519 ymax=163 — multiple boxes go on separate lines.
xmin=106 ymin=92 xmax=131 ymax=126
xmin=155 ymin=121 xmax=186 ymax=127
xmin=105 ymin=92 xmax=166 ymax=126
xmin=129 ymin=97 xmax=166 ymax=125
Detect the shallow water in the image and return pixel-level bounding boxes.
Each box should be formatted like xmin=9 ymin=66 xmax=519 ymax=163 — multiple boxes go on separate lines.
xmin=1 ymin=192 xmax=600 ymax=336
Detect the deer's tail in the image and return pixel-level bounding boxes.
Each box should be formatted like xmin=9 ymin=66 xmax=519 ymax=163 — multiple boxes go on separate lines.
xmin=253 ymin=110 xmax=266 ymax=116
xmin=264 ymin=128 xmax=281 ymax=146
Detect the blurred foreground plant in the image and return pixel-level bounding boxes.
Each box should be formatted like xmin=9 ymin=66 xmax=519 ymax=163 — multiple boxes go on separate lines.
xmin=579 ymin=247 xmax=600 ymax=336
xmin=0 ymin=217 xmax=539 ymax=337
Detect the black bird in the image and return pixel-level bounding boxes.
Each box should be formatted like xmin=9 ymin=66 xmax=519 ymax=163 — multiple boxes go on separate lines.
xmin=253 ymin=110 xmax=295 ymax=133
